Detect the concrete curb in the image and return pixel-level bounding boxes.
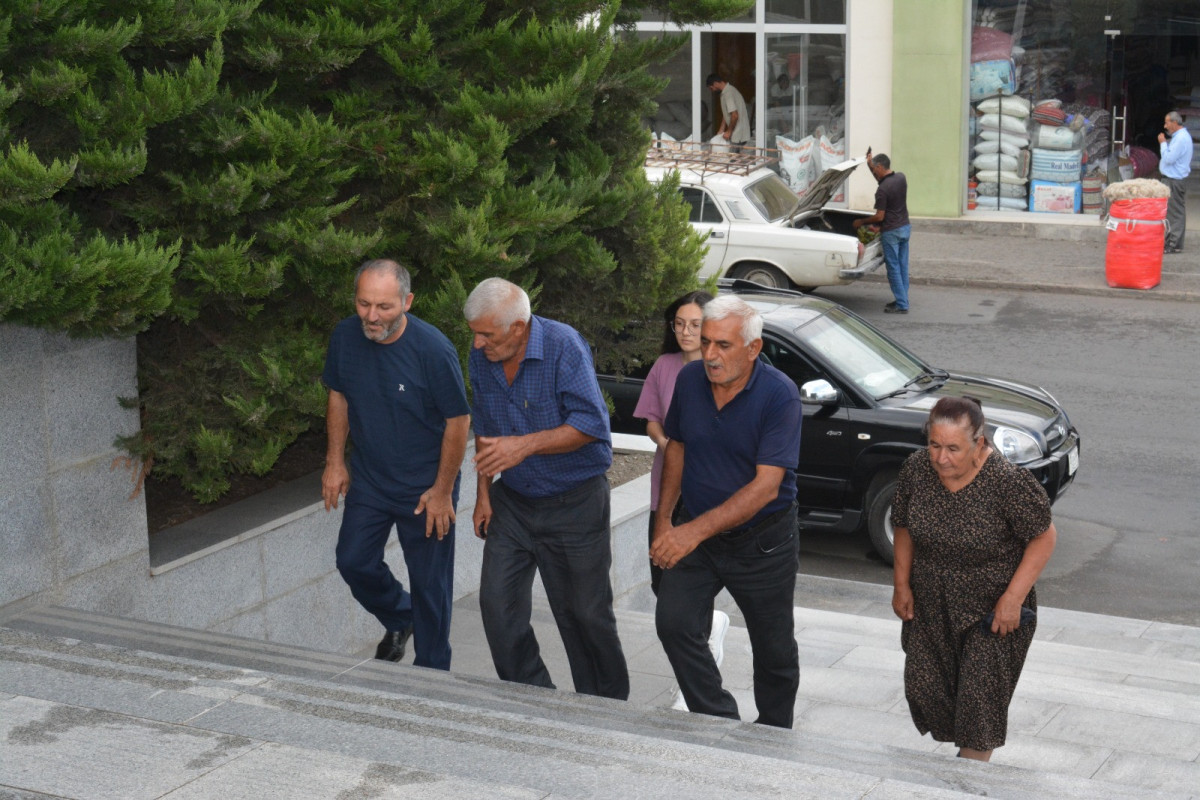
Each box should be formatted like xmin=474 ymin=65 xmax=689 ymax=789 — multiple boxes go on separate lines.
xmin=862 ymin=271 xmax=1200 ymax=303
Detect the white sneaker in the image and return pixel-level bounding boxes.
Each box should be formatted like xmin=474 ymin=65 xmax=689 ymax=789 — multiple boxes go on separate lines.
xmin=708 ymin=610 xmax=730 ymax=668
xmin=669 ymin=610 xmax=731 ymax=712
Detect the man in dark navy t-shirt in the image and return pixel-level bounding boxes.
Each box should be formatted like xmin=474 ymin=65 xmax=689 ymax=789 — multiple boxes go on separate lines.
xmin=854 ymin=150 xmax=911 ymax=314
xmin=652 ymin=294 xmax=802 ymax=728
xmin=321 ymin=259 xmax=469 ymax=670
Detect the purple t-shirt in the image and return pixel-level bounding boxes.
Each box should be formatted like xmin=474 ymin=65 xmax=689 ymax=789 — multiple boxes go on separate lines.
xmin=633 ymin=352 xmax=686 ymax=510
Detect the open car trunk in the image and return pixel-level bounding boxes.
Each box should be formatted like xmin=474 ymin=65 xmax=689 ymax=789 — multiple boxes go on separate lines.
xmin=792 ymin=207 xmax=875 ymax=236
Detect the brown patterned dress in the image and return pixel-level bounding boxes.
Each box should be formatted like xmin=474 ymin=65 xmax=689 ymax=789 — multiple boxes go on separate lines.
xmin=891 ymin=448 xmax=1052 ymax=751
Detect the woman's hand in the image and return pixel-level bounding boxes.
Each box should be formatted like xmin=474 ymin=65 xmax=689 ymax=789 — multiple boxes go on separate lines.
xmin=892 ymin=585 xmax=914 ymax=621
xmin=990 ymin=594 xmax=1023 ymax=636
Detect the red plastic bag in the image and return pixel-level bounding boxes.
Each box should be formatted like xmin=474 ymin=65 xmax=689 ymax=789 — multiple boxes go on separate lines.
xmin=1105 ymin=207 xmax=1166 ymax=290
xmin=1108 ymin=197 xmax=1167 ymax=221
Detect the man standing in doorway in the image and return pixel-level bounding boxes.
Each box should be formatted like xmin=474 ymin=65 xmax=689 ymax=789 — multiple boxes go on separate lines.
xmin=706 ymin=73 xmax=750 ymax=152
xmin=322 ymin=259 xmax=470 ymax=670
xmin=854 ymin=150 xmax=911 ymax=314
xmin=465 ymin=277 xmax=630 ymax=701
xmin=1159 ymin=111 xmax=1193 ymax=254
xmin=652 ymin=295 xmax=802 ymax=728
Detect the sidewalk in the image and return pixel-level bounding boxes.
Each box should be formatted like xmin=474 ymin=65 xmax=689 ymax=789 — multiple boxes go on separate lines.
xmin=892 ymin=215 xmax=1200 ymax=302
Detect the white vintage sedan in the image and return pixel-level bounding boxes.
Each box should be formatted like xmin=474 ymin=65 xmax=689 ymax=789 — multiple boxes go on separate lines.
xmin=646 ymin=148 xmax=884 ymax=291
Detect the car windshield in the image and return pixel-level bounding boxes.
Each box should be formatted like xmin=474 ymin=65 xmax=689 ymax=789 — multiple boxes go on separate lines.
xmin=792 ymin=307 xmax=929 ymax=398
xmin=743 ymin=173 xmax=801 ymax=222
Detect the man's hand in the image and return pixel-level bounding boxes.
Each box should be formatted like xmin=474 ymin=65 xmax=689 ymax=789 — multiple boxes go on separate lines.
xmin=322 ymin=463 xmax=350 ymax=511
xmin=722 ymin=130 xmax=732 ymax=141
xmin=474 ymin=435 xmax=530 ymax=477
xmin=415 ymin=488 xmax=456 ymax=539
xmin=472 ymin=495 xmax=492 ymax=540
xmin=1158 ymin=132 xmax=1168 ymax=144
xmin=649 ymin=522 xmax=703 ymax=570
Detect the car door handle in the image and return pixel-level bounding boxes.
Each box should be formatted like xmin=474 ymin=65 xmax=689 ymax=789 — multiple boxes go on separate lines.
xmin=710 ymin=231 xmax=725 ymax=238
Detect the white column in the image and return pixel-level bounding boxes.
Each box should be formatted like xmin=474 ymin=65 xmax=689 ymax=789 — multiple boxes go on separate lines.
xmin=846 ymin=0 xmax=894 ymax=210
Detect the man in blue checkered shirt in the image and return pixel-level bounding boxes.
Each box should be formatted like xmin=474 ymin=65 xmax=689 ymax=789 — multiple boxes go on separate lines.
xmin=464 ymin=277 xmax=629 ymax=700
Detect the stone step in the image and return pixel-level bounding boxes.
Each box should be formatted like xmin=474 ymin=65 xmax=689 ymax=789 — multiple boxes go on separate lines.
xmin=2 ymin=604 xmax=1187 ymax=799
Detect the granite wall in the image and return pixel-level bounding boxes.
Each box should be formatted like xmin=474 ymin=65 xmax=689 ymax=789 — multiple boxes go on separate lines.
xmin=1 ymin=321 xmax=652 ymax=655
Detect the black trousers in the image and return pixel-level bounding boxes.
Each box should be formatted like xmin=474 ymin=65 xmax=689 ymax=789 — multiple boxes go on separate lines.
xmin=479 ymin=475 xmax=630 ymax=700
xmin=655 ymin=506 xmax=799 ymax=728
xmin=1163 ymin=175 xmax=1187 ymax=250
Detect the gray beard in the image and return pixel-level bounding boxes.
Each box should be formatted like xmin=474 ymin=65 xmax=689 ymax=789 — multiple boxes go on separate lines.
xmin=362 ymin=316 xmax=403 ymax=342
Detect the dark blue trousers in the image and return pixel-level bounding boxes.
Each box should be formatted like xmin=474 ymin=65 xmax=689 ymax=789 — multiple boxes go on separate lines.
xmin=335 ymin=494 xmax=455 ymax=670
xmin=656 ymin=507 xmax=799 ymax=728
xmin=479 ymin=475 xmax=630 ymax=700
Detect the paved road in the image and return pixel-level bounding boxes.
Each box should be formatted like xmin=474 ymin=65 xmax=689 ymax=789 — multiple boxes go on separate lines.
xmin=797 ymin=280 xmax=1200 ymax=626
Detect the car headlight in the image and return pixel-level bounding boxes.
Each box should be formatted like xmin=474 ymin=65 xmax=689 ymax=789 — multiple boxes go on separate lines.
xmin=992 ymin=426 xmax=1042 ymax=463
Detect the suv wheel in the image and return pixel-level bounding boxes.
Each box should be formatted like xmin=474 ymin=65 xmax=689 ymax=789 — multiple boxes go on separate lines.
xmin=865 ymin=470 xmax=898 ymax=565
xmin=733 ymin=262 xmax=790 ymax=289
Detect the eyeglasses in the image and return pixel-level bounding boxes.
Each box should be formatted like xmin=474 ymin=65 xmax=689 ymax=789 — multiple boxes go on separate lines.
xmin=672 ymin=319 xmax=701 ymax=333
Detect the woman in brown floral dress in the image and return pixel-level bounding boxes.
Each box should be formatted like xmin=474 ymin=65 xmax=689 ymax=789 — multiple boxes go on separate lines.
xmin=891 ymin=396 xmax=1057 ymax=762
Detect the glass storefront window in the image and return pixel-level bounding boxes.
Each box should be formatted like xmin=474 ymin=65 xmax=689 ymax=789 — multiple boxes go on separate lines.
xmin=635 ymin=3 xmax=849 ymax=201
xmin=964 ymin=0 xmax=1200 ymax=216
xmin=640 ymin=32 xmax=695 ymax=141
xmin=765 ymin=33 xmax=846 ymax=199
xmin=766 ymin=0 xmax=844 ymax=25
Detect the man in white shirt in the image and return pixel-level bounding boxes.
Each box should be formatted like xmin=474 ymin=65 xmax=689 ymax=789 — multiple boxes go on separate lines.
xmin=706 ymin=74 xmax=750 ymax=152
xmin=1158 ymin=111 xmax=1193 ymax=254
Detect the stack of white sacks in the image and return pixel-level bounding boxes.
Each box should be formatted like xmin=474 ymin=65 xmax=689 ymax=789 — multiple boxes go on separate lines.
xmin=776 ymin=124 xmax=846 ymax=201
xmin=1027 ymin=98 xmax=1085 ymax=213
xmin=973 ymin=94 xmax=1031 ymax=211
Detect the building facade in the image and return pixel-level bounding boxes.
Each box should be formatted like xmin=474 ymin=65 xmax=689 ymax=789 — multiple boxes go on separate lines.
xmin=637 ymin=0 xmax=1200 ymax=220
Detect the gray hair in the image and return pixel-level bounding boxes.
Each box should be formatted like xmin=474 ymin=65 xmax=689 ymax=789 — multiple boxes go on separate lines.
xmin=1166 ymin=110 xmax=1183 ymax=126
xmin=463 ymin=277 xmax=532 ymax=329
xmin=355 ymin=259 xmax=411 ymax=297
xmin=702 ymin=295 xmax=762 ymax=345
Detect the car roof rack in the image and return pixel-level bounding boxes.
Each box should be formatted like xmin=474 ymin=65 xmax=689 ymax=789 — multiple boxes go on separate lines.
xmin=646 ymin=139 xmax=779 ymax=177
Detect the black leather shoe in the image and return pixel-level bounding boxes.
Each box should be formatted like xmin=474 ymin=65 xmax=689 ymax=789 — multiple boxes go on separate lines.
xmin=374 ymin=627 xmax=413 ymax=662
xmin=884 ymin=303 xmax=909 ymax=314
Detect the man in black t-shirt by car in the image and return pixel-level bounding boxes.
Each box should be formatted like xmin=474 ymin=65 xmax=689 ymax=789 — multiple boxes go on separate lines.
xmin=854 ymin=150 xmax=911 ymax=314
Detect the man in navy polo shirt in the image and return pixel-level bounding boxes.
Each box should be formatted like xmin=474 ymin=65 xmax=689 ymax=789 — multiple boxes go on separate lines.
xmin=464 ymin=277 xmax=629 ymax=700
xmin=322 ymin=259 xmax=470 ymax=670
xmin=652 ymin=294 xmax=802 ymax=728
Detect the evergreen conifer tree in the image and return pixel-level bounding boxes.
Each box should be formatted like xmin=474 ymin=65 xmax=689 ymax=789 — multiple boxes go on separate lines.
xmin=2 ymin=0 xmax=751 ymax=502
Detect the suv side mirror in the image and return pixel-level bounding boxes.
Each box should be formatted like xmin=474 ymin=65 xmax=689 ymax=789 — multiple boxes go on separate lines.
xmin=800 ymin=379 xmax=839 ymax=406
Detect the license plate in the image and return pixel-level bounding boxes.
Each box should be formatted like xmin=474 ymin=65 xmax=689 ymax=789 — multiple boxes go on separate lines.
xmin=1067 ymin=446 xmax=1079 ymax=475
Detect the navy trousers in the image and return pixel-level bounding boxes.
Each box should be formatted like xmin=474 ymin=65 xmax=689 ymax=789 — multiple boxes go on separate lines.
xmin=479 ymin=475 xmax=630 ymax=700
xmin=656 ymin=507 xmax=799 ymax=728
xmin=335 ymin=494 xmax=455 ymax=670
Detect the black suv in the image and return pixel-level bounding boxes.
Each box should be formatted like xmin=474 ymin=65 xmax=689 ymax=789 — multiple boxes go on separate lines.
xmin=599 ymin=281 xmax=1080 ymax=564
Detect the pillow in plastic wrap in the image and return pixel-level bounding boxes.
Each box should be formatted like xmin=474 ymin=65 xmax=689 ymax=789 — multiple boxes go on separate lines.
xmin=973 ymin=153 xmax=1019 ymax=173
xmin=971 ymin=26 xmax=1014 ymax=63
xmin=1030 ymin=148 xmax=1082 ymax=182
xmin=976 ymin=95 xmax=1031 ymax=118
xmin=970 ymin=59 xmax=1017 ymax=102
xmin=979 ymin=130 xmax=1030 ymax=149
xmin=1032 ymin=124 xmax=1083 ymax=150
xmin=974 ymin=138 xmax=1022 ymax=157
xmin=977 ymin=182 xmax=1027 ymax=199
xmin=975 ymin=194 xmax=1027 ymax=210
xmin=978 ymin=112 xmax=1029 ymax=135
xmin=976 ymin=169 xmax=1028 ymax=185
